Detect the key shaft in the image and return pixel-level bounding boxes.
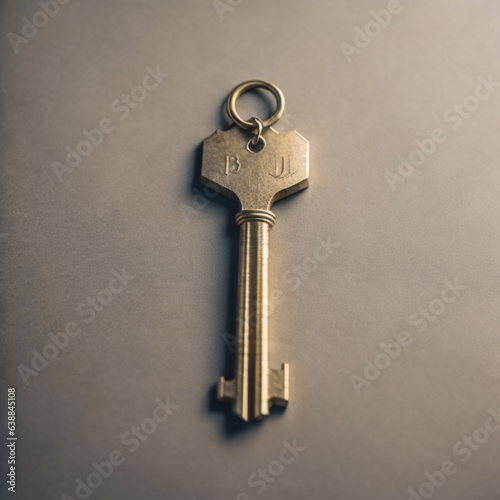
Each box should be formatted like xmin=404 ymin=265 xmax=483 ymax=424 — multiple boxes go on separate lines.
xmin=218 ymin=210 xmax=288 ymax=421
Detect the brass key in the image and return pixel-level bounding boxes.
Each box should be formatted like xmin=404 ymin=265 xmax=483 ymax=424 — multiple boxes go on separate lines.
xmin=201 ymin=80 xmax=309 ymax=422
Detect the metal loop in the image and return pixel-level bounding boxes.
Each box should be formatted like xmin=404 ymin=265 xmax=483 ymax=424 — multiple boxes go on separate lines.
xmin=250 ymin=117 xmax=263 ymax=145
xmin=226 ymin=80 xmax=285 ymax=131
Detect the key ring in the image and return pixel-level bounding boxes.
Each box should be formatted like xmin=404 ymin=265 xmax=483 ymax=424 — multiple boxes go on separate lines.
xmin=226 ymin=80 xmax=285 ymax=131
xmin=250 ymin=117 xmax=264 ymax=145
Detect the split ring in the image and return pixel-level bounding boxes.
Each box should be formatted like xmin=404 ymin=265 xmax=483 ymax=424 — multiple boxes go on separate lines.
xmin=226 ymin=80 xmax=285 ymax=131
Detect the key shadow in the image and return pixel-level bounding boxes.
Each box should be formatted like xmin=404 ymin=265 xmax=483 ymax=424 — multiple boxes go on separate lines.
xmin=192 ymin=128 xmax=288 ymax=437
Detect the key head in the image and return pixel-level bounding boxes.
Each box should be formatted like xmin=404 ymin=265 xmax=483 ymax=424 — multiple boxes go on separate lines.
xmin=201 ymin=126 xmax=309 ymax=211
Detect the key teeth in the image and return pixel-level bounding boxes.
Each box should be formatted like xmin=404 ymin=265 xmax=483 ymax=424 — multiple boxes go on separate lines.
xmin=268 ymin=363 xmax=289 ymax=407
xmin=217 ymin=376 xmax=235 ymax=403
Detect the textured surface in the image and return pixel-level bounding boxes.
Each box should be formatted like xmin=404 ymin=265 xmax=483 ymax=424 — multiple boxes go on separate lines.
xmin=1 ymin=1 xmax=500 ymax=499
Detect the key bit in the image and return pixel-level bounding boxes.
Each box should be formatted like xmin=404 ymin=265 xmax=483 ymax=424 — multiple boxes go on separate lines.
xmin=201 ymin=81 xmax=309 ymax=422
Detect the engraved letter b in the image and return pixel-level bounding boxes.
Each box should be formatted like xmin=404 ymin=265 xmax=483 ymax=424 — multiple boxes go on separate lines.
xmin=225 ymin=155 xmax=240 ymax=175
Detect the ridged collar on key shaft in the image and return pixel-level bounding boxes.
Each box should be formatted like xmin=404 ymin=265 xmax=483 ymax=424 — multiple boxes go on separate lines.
xmin=235 ymin=210 xmax=276 ymax=227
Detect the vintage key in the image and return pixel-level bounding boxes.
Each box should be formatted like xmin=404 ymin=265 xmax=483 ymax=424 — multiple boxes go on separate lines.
xmin=201 ymin=80 xmax=309 ymax=421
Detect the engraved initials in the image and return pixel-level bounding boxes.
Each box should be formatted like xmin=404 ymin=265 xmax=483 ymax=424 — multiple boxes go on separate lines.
xmin=225 ymin=154 xmax=240 ymax=175
xmin=270 ymin=156 xmax=296 ymax=179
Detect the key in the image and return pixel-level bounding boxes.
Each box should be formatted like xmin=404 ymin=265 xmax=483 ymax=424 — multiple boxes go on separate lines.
xmin=201 ymin=80 xmax=309 ymax=422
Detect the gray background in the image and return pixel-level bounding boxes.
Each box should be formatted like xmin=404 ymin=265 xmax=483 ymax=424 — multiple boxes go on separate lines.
xmin=1 ymin=0 xmax=500 ymax=499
